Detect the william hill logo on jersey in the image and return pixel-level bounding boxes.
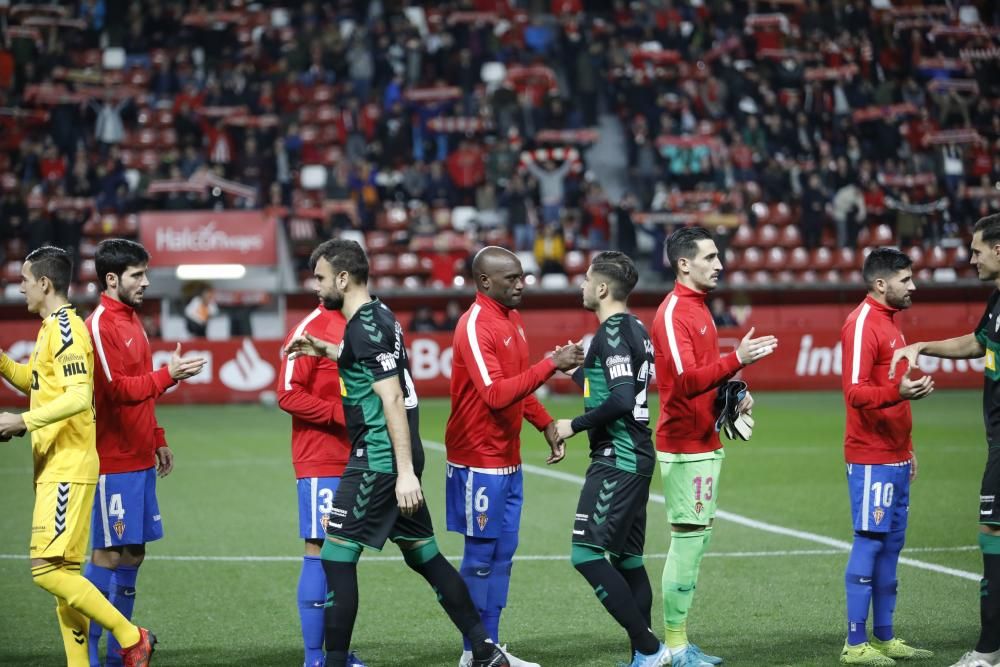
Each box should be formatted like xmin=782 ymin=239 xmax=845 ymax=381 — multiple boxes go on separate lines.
xmin=62 ymin=361 xmax=87 ymax=377
xmin=606 ymin=354 xmax=632 ymax=380
xmin=377 ymin=352 xmax=397 ymax=372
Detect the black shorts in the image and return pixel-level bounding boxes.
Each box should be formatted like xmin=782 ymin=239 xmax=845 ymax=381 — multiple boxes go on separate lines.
xmin=325 ymin=468 xmax=434 ymax=551
xmin=572 ymin=462 xmax=651 ymax=557
xmin=981 ymin=447 xmax=1000 ymax=525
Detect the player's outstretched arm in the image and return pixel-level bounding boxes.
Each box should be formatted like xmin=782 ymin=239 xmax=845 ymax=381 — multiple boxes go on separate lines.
xmin=277 ymin=345 xmax=345 ymax=426
xmin=0 ymin=349 xmax=33 ymax=396
xmin=286 ymin=332 xmax=340 ymax=362
xmin=21 ymin=383 xmax=92 ymax=433
xmin=372 ymin=376 xmax=424 ymax=516
xmin=889 ymin=333 xmax=984 ymax=379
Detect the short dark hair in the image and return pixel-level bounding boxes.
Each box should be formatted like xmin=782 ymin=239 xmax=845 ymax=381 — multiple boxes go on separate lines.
xmin=862 ymin=247 xmax=912 ymax=287
xmin=25 ymin=246 xmax=72 ymax=296
xmin=666 ymin=226 xmax=713 ymax=271
xmin=975 ymin=213 xmax=1000 ymax=247
xmin=309 ymin=238 xmax=369 ymax=284
xmin=590 ymin=251 xmax=638 ymax=301
xmin=95 ymin=238 xmax=150 ymax=291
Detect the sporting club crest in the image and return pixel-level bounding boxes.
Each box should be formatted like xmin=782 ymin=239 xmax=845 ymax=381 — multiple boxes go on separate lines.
xmin=872 ymin=507 xmax=885 ymax=526
xmin=477 ymin=513 xmax=489 ymax=532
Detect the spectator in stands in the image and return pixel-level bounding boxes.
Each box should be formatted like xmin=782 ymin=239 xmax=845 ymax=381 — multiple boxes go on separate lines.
xmin=612 ymin=192 xmax=638 ymax=256
xmin=409 ymin=306 xmax=440 ymax=334
xmin=446 ymin=140 xmax=486 ymax=205
xmin=91 ymin=96 xmax=128 ymax=153
xmin=184 ymin=283 xmax=218 ymax=338
xmin=525 ymin=157 xmax=572 ymax=225
xmin=710 ymin=298 xmax=738 ymax=327
xmin=832 ymin=182 xmax=866 ymax=248
xmin=800 ymin=172 xmax=829 ymax=250
xmin=439 ymin=300 xmax=462 ymax=332
xmin=501 ymin=174 xmax=536 ymax=251
xmin=485 ymin=137 xmax=518 ymax=190
xmin=534 ymin=222 xmax=567 ymax=276
xmin=894 ymin=192 xmax=924 ymax=248
xmin=426 ymin=160 xmax=456 ymax=207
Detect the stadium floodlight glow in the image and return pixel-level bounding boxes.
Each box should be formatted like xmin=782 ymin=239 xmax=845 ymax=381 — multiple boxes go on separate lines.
xmin=175 ymin=264 xmax=247 ymax=280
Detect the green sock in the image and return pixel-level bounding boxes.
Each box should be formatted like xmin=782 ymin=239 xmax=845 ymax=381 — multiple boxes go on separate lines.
xmin=662 ymin=530 xmax=705 ymax=648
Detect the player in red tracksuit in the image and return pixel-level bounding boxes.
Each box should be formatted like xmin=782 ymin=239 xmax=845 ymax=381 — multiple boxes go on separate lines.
xmin=277 ymin=304 xmax=364 ymax=667
xmin=445 ymin=246 xmax=582 ymax=667
xmin=84 ymin=239 xmax=207 ymax=666
xmin=650 ymin=227 xmax=776 ymax=667
xmin=839 ymin=248 xmax=934 ymax=665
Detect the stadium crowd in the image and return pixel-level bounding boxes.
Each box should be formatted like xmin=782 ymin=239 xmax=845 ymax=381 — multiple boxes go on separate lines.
xmin=0 ymin=0 xmax=998 ymax=290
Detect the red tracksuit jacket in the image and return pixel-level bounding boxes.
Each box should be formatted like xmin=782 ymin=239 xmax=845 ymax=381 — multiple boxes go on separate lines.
xmin=87 ymin=294 xmax=174 ymax=474
xmin=651 ymin=282 xmax=743 ymax=454
xmin=841 ymin=296 xmax=913 ymax=464
xmin=446 ymin=292 xmax=555 ymax=468
xmin=277 ymin=306 xmax=350 ymax=478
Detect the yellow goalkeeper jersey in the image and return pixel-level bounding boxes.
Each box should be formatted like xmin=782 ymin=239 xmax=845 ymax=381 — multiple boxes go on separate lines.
xmin=0 ymin=305 xmax=98 ymax=484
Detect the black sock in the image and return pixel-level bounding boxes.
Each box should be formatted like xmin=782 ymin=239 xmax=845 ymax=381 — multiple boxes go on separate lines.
xmin=408 ymin=552 xmax=493 ymax=658
xmin=978 ymin=549 xmax=1000 ymax=653
xmin=321 ymin=559 xmax=359 ymax=666
xmin=617 ymin=564 xmax=653 ymax=629
xmin=575 ymin=559 xmax=659 ymax=655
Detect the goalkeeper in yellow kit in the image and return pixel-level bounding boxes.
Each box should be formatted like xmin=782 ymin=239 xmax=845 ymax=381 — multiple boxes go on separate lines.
xmin=0 ymin=246 xmax=156 ymax=667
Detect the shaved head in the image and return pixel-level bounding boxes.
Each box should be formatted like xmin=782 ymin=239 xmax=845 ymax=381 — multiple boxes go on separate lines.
xmin=472 ymin=246 xmax=525 ymax=307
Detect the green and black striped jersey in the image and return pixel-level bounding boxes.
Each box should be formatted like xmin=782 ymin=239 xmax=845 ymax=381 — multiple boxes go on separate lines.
xmin=338 ymin=298 xmax=423 ymax=475
xmin=580 ymin=312 xmax=655 ymax=476
xmin=976 ymin=290 xmax=1000 ymax=447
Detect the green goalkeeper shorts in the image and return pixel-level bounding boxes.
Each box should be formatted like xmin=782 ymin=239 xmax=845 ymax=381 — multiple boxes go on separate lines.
xmin=657 ymin=449 xmax=725 ymax=526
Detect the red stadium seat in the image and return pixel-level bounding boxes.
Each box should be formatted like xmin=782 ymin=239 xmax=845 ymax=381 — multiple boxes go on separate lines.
xmin=724 ymin=270 xmax=748 ymax=286
xmin=773 ymin=202 xmax=793 ymax=226
xmin=788 ymin=246 xmax=810 ymax=270
xmin=78 ymin=259 xmax=97 ymax=284
xmin=366 ymin=231 xmax=390 ymax=252
xmin=774 ymin=269 xmax=795 ymax=283
xmin=953 ymin=245 xmax=970 ymax=268
xmin=2 ymin=260 xmax=20 ymax=284
xmin=822 ymin=269 xmax=841 ymax=283
xmin=797 ymin=269 xmax=818 ymax=284
xmin=926 ymin=245 xmax=949 ymax=269
xmin=751 ymin=270 xmax=771 ymax=285
xmin=371 ymin=253 xmax=394 ymax=274
xmin=565 ymin=250 xmax=586 ymax=275
xmin=764 ymin=247 xmax=786 ymax=270
xmin=778 ymin=225 xmax=802 ymax=249
xmin=874 ymin=224 xmax=894 ymax=245
xmin=723 ymin=247 xmax=738 ymax=270
xmin=751 ymin=202 xmax=771 ymax=226
xmin=756 ymin=224 xmax=779 ymax=247
xmin=906 ymin=246 xmax=924 ymax=268
xmin=916 ymin=267 xmax=933 ymax=282
xmin=730 ymin=224 xmax=754 ymax=249
xmin=374 ymin=275 xmax=398 ymax=289
xmin=811 ymin=247 xmax=834 ymax=270
xmin=833 ymin=247 xmax=857 ymax=270
xmin=741 ymin=247 xmax=764 ymax=271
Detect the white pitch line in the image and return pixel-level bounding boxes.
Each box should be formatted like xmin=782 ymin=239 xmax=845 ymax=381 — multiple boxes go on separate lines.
xmin=421 ymin=442 xmax=983 ymax=583
xmin=0 ymin=546 xmax=976 ymax=564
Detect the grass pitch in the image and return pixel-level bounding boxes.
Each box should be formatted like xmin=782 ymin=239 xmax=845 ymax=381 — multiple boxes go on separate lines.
xmin=0 ymin=391 xmax=985 ymax=666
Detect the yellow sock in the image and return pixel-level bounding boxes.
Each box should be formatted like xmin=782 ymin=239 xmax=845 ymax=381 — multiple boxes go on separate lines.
xmin=56 ymin=597 xmax=90 ymax=667
xmin=33 ymin=563 xmax=141 ymax=650
xmin=666 ymin=624 xmax=688 ymax=650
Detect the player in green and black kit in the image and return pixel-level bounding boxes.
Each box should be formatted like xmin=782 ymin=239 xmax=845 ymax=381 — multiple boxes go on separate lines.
xmin=891 ymin=214 xmax=1000 ymax=667
xmin=554 ymin=252 xmax=668 ymax=667
xmin=286 ymin=239 xmax=509 ymax=667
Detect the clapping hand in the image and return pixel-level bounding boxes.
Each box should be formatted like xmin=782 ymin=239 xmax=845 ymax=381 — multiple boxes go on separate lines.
xmin=551 ymin=340 xmax=584 ymax=372
xmin=736 ymin=327 xmax=778 ymax=366
xmin=168 ymin=343 xmax=208 ymax=381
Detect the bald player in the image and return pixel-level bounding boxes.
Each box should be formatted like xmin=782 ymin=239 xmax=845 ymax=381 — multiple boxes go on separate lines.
xmin=446 ymin=247 xmax=583 ymax=666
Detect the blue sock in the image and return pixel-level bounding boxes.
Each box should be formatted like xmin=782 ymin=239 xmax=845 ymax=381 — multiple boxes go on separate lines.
xmin=84 ymin=562 xmax=113 ymax=667
xmin=487 ymin=531 xmax=518 ymax=644
xmin=872 ymin=530 xmax=905 ymax=642
xmin=105 ymin=565 xmax=139 ymax=666
xmin=459 ymin=537 xmax=496 ymax=651
xmin=845 ymin=532 xmax=884 ymax=645
xmin=298 ymin=555 xmax=327 ymax=666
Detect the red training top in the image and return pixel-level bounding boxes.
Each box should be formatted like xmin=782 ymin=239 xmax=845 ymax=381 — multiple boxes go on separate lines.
xmin=87 ymin=294 xmax=174 ymax=474
xmin=840 ymin=296 xmax=913 ymax=464
xmin=446 ymin=292 xmax=555 ymax=468
xmin=277 ymin=306 xmax=351 ymax=478
xmin=651 ymin=282 xmax=743 ymax=454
